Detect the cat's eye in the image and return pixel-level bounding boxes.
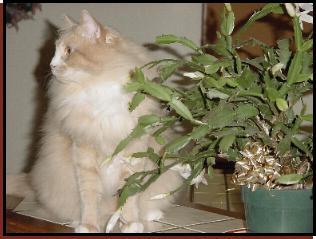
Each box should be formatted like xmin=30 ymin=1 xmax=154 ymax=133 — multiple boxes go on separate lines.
xmin=65 ymin=46 xmax=72 ymax=55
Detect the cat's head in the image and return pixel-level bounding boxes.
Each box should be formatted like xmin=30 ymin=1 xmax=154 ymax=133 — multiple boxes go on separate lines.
xmin=50 ymin=10 xmax=120 ymax=79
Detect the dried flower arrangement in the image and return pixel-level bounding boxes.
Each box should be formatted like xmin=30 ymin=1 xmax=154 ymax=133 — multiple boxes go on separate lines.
xmin=6 ymin=3 xmax=41 ymax=30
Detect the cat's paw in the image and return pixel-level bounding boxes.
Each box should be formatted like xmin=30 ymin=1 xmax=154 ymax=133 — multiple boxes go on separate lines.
xmin=145 ymin=209 xmax=164 ymax=221
xmin=120 ymin=222 xmax=144 ymax=233
xmin=75 ymin=224 xmax=100 ymax=233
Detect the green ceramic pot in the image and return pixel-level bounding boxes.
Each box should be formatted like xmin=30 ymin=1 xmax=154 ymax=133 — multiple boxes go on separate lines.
xmin=241 ymin=186 xmax=313 ymax=233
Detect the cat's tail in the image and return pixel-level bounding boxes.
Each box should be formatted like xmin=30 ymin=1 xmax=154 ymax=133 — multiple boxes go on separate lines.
xmin=6 ymin=173 xmax=35 ymax=199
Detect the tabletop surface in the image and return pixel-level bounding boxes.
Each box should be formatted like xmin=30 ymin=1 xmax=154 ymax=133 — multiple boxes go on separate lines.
xmin=5 ymin=195 xmax=245 ymax=233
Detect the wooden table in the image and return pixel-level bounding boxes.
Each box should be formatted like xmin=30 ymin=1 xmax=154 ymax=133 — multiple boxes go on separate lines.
xmin=5 ymin=195 xmax=72 ymax=233
xmin=6 ymin=209 xmax=73 ymax=233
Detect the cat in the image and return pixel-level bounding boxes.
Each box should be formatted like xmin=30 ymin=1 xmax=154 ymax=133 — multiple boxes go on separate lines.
xmin=7 ymin=10 xmax=184 ymax=233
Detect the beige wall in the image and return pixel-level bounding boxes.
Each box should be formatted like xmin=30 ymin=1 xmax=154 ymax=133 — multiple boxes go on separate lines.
xmin=6 ymin=3 xmax=202 ymax=174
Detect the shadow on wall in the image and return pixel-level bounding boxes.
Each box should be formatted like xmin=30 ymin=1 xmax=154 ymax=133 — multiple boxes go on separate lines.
xmin=143 ymin=43 xmax=184 ymax=60
xmin=23 ymin=21 xmax=58 ymax=173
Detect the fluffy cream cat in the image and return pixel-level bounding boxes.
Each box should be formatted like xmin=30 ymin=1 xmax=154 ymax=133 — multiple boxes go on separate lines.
xmin=9 ymin=10 xmax=184 ymax=233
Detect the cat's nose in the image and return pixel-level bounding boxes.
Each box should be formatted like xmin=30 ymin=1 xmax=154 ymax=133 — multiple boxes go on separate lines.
xmin=50 ymin=63 xmax=57 ymax=69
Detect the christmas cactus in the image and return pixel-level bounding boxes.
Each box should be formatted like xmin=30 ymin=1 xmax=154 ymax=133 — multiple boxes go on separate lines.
xmin=108 ymin=3 xmax=313 ymax=218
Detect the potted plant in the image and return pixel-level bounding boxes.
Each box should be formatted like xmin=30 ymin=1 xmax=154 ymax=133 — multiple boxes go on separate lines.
xmin=108 ymin=3 xmax=313 ymax=233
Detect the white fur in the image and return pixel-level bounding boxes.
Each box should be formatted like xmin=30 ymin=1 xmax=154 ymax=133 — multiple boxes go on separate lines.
xmin=100 ymin=157 xmax=126 ymax=196
xmin=50 ymin=45 xmax=64 ymax=68
xmin=145 ymin=209 xmax=164 ymax=221
xmin=75 ymin=224 xmax=100 ymax=233
xmin=75 ymin=226 xmax=90 ymax=233
xmin=121 ymin=222 xmax=144 ymax=233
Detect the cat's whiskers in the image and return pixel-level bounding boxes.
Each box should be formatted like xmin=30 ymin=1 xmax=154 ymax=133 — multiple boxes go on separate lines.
xmin=54 ymin=77 xmax=81 ymax=85
xmin=45 ymin=71 xmax=53 ymax=78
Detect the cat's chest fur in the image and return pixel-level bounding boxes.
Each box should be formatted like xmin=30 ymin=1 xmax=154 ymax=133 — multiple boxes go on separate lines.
xmin=80 ymin=81 xmax=130 ymax=117
xmin=53 ymin=80 xmax=136 ymax=153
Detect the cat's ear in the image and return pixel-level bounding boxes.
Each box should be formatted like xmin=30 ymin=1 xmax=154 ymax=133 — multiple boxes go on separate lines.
xmin=63 ymin=15 xmax=77 ymax=28
xmin=79 ymin=10 xmax=101 ymax=40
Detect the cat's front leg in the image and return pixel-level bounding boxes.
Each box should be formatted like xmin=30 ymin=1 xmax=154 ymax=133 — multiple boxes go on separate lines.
xmin=120 ymin=195 xmax=144 ymax=233
xmin=72 ymin=143 xmax=102 ymax=233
